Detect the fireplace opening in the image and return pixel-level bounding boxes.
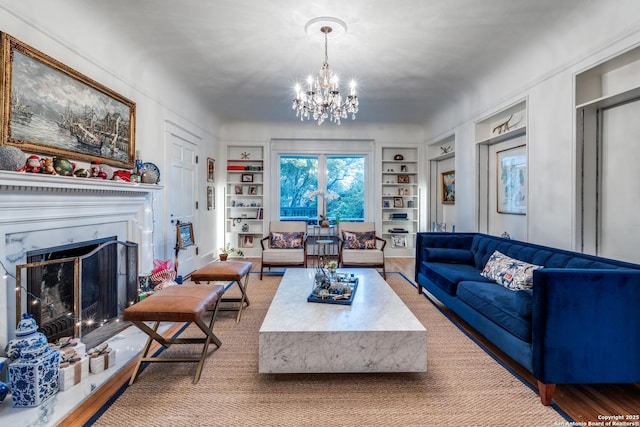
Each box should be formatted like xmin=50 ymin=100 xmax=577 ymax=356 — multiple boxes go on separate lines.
xmin=25 ymin=237 xmax=138 ymax=349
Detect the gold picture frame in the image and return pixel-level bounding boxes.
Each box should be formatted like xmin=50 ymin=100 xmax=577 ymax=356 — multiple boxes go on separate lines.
xmin=441 ymin=170 xmax=455 ymax=205
xmin=1 ymin=33 xmax=136 ymax=168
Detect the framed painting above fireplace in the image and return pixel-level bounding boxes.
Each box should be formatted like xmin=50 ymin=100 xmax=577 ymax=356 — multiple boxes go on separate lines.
xmin=0 ymin=33 xmax=136 ymax=169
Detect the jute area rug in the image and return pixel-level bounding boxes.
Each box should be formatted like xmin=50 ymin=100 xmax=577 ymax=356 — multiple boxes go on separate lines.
xmin=92 ymin=272 xmax=568 ymax=427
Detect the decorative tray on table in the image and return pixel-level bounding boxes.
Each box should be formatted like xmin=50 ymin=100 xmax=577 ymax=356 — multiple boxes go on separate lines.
xmin=307 ymin=272 xmax=359 ymax=305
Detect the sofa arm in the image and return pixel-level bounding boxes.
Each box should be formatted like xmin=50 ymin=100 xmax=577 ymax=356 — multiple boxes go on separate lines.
xmin=531 ymin=268 xmax=640 ymax=385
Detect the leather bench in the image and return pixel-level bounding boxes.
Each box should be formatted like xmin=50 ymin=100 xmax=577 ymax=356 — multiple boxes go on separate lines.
xmin=191 ymin=261 xmax=252 ymax=323
xmin=123 ymin=284 xmax=225 ymax=384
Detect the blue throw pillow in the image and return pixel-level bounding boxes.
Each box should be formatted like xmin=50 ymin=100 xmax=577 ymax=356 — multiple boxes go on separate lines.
xmin=425 ymin=248 xmax=473 ymax=264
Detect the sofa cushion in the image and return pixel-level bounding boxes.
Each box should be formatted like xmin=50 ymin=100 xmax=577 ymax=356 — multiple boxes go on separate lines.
xmin=270 ymin=231 xmax=304 ymax=249
xmin=342 ymin=231 xmax=376 ymax=249
xmin=457 ymin=281 xmax=532 ymax=343
xmin=422 ymin=262 xmax=493 ymax=296
xmin=424 ymin=248 xmax=473 ymax=264
xmin=515 ymin=289 xmax=533 ymax=318
xmin=481 ymin=250 xmax=542 ymax=290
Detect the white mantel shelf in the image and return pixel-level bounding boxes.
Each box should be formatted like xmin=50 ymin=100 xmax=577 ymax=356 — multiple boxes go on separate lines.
xmin=0 ymin=170 xmax=163 ymax=194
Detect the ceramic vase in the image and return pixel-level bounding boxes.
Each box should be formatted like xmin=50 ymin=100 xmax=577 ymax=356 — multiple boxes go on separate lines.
xmin=6 ymin=314 xmax=60 ymax=407
xmin=0 ymin=357 xmax=8 ymax=404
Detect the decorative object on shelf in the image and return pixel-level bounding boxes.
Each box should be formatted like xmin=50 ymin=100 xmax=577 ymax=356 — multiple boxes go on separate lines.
xmin=400 ymin=165 xmax=408 ymax=172
xmin=40 ymin=157 xmax=56 ymax=174
xmin=308 ymin=267 xmax=358 ymax=305
xmin=432 ymin=222 xmax=446 ymax=232
xmin=242 ymin=235 xmax=254 ymax=248
xmin=88 ymin=343 xmax=116 ymax=374
xmin=440 ymin=145 xmax=452 ymax=154
xmin=308 ymin=189 xmax=340 ymax=225
xmin=20 ymin=154 xmax=41 ymax=173
xmin=219 ymin=243 xmax=243 ymax=261
xmin=383 ymin=200 xmax=390 ymax=208
xmin=441 ymin=170 xmax=455 ymax=205
xmin=497 ymin=145 xmax=526 ymax=215
xmin=393 ymin=197 xmax=403 ymax=208
xmin=235 ymin=185 xmax=243 ymax=194
xmin=241 ymin=173 xmax=254 ymax=182
xmin=150 ymin=259 xmax=177 ymax=291
xmin=292 ymin=17 xmax=358 ymax=125
xmin=501 ymin=231 xmax=511 ymax=239
xmin=1 ymin=33 xmax=136 ymax=169
xmin=391 ymin=235 xmax=408 ymax=248
xmin=0 ymin=357 xmax=8 ymax=403
xmin=240 ymin=151 xmax=250 ymax=160
xmin=394 ymin=154 xmax=404 ymax=161
xmin=241 ymin=223 xmax=249 ymax=232
xmin=0 ymin=145 xmax=25 ymax=171
xmin=6 ymin=313 xmax=60 ymax=407
xmin=492 ymin=114 xmax=513 ymax=135
xmin=57 ymin=348 xmax=89 ymax=391
xmin=52 ymin=157 xmax=74 ymax=176
xmin=207 ymin=157 xmax=215 ymax=182
xmin=407 ymin=200 xmax=415 ymax=208
xmin=139 ymin=162 xmax=160 ymax=184
xmin=397 ymin=175 xmax=410 ymax=184
xmin=49 ymin=336 xmax=86 ymax=358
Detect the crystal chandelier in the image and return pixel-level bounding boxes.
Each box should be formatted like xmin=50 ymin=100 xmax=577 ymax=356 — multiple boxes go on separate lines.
xmin=292 ymin=19 xmax=359 ymax=125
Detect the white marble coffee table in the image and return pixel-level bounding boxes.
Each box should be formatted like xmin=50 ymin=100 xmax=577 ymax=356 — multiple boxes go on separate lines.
xmin=258 ymin=268 xmax=427 ymax=373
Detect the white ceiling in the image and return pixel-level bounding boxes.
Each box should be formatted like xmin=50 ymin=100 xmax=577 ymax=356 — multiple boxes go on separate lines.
xmin=64 ymin=0 xmax=590 ymax=125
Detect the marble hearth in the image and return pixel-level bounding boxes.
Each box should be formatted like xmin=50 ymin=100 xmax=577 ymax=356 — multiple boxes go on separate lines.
xmin=0 ymin=170 xmax=162 ymax=347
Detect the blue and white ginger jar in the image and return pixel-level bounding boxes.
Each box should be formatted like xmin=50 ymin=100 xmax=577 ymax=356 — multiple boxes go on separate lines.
xmin=6 ymin=314 xmax=60 ymax=407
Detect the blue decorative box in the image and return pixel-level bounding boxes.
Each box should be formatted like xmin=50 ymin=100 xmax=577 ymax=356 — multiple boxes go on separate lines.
xmin=6 ymin=314 xmax=60 ymax=407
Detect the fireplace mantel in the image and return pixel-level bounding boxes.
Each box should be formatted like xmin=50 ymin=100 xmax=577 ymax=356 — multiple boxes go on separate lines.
xmin=0 ymin=170 xmax=163 ymax=195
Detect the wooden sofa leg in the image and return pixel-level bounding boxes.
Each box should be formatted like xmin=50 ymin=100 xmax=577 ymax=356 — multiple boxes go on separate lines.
xmin=537 ymin=381 xmax=555 ymax=406
xmin=417 ymin=284 xmax=422 ymax=294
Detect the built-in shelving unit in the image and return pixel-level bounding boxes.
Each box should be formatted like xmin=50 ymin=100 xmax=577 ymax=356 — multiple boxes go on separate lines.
xmin=380 ymin=147 xmax=419 ymax=253
xmin=225 ymin=146 xmax=264 ymax=257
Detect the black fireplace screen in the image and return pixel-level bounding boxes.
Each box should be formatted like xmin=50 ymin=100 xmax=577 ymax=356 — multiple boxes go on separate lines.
xmin=22 ymin=237 xmax=138 ymax=345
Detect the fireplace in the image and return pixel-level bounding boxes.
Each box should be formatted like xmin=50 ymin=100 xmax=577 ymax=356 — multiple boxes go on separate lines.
xmin=23 ymin=237 xmax=138 ymax=349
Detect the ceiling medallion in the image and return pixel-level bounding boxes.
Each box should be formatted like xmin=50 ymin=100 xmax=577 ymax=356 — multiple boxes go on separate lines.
xmin=292 ymin=17 xmax=359 ymax=125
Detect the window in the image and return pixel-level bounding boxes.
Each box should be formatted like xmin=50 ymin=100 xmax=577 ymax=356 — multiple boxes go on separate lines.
xmin=280 ymin=155 xmax=365 ymax=223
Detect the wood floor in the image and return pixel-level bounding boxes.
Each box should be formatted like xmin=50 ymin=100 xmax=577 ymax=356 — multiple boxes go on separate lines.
xmin=63 ymin=258 xmax=639 ymax=426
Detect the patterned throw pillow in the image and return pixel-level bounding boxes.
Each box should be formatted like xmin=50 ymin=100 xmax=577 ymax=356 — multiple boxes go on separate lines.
xmin=480 ymin=250 xmax=542 ymax=290
xmin=342 ymin=231 xmax=377 ymax=250
xmin=270 ymin=232 xmax=303 ymax=249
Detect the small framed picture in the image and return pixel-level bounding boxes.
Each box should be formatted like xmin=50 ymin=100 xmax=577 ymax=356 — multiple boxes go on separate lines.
xmin=176 ymin=222 xmax=195 ymax=249
xmin=400 ymin=165 xmax=408 ymax=172
xmin=242 ymin=173 xmax=254 ymax=182
xmin=207 ymin=158 xmax=215 ymax=182
xmin=394 ymin=197 xmax=404 ymax=208
xmin=441 ymin=170 xmax=455 ymax=205
xmin=207 ymin=186 xmax=214 ymax=210
xmin=242 ymin=235 xmax=254 ymax=248
xmin=249 ymin=186 xmax=257 ymax=195
xmin=397 ymin=175 xmax=410 ymax=184
xmin=383 ymin=200 xmax=391 ymax=208
xmin=235 ymin=185 xmax=243 ymax=195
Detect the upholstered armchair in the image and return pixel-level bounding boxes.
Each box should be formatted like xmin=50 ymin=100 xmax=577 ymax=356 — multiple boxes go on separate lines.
xmin=338 ymin=222 xmax=386 ymax=279
xmin=260 ymin=221 xmax=308 ymax=279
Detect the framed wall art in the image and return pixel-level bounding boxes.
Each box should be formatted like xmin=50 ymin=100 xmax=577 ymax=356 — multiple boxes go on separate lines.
xmin=207 ymin=157 xmax=215 ymax=182
xmin=497 ymin=145 xmax=527 ymax=215
xmin=241 ymin=173 xmax=253 ymax=182
xmin=207 ymin=186 xmax=214 ymax=210
xmin=441 ymin=170 xmax=455 ymax=205
xmin=176 ymin=222 xmax=195 ymax=249
xmin=1 ymin=33 xmax=136 ymax=168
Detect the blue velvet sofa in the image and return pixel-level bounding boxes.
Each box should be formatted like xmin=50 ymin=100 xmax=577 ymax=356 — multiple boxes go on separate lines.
xmin=415 ymin=232 xmax=640 ymax=405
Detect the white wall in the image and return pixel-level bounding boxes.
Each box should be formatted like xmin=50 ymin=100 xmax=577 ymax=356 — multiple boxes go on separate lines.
xmin=422 ymin=1 xmax=640 ymax=250
xmin=0 ymin=2 xmax=222 ymax=270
